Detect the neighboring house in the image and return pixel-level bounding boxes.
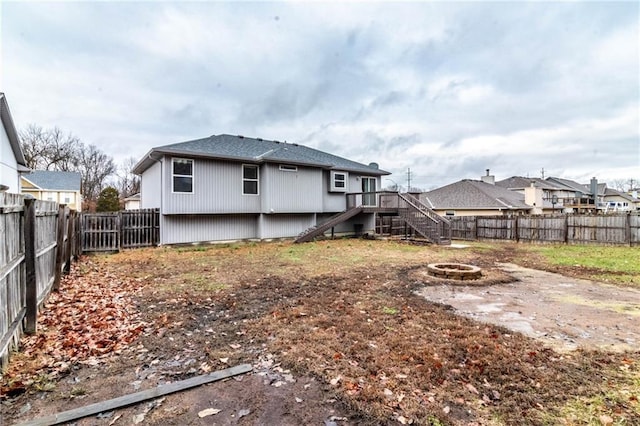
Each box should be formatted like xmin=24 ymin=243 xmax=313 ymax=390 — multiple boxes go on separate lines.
xmin=124 ymin=193 xmax=141 ymax=210
xmin=133 ymin=134 xmax=389 ymax=244
xmin=0 ymin=93 xmax=29 ymax=193
xmin=21 ymin=170 xmax=82 ymax=211
xmin=421 ymin=176 xmax=533 ymax=217
xmin=496 ymin=176 xmax=569 ymax=213
xmin=602 ymin=188 xmax=637 ymax=213
xmin=544 ymin=176 xmax=603 ymax=213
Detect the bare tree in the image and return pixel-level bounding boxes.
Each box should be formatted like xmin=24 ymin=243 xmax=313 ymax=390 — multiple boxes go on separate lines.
xmin=115 ymin=156 xmax=141 ymax=198
xmin=77 ymin=144 xmax=116 ymax=203
xmin=19 ymin=124 xmax=80 ymax=170
xmin=20 ymin=124 xmax=116 ymax=208
xmin=611 ymin=178 xmax=639 ymax=192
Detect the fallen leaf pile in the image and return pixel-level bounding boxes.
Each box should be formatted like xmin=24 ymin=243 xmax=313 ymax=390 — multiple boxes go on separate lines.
xmin=2 ymin=257 xmax=147 ymax=395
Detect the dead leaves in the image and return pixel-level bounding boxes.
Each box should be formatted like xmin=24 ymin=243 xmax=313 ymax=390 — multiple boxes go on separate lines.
xmin=2 ymin=257 xmax=146 ymax=392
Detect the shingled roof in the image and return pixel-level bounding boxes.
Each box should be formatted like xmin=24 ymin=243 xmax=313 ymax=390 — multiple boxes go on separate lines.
xmin=23 ymin=170 xmax=81 ymax=191
xmin=421 ymin=179 xmax=531 ymax=211
xmin=495 ymin=176 xmax=565 ymax=191
xmin=133 ymin=134 xmax=389 ymax=176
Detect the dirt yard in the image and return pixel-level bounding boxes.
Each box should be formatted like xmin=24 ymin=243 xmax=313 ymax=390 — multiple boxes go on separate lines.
xmin=1 ymin=240 xmax=639 ymax=425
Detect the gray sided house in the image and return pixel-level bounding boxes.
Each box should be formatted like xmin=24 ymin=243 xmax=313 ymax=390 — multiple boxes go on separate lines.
xmin=0 ymin=93 xmax=29 ymax=193
xmin=133 ymin=134 xmax=390 ymax=245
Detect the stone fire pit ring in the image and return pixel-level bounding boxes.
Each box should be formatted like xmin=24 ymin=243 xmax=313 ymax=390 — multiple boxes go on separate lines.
xmin=426 ymin=263 xmax=482 ymax=280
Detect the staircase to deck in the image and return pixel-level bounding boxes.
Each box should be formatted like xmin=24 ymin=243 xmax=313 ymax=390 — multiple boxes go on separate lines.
xmin=294 ymin=207 xmax=364 ymax=243
xmin=397 ymin=193 xmax=451 ymax=245
xmin=294 ymin=192 xmax=451 ymax=245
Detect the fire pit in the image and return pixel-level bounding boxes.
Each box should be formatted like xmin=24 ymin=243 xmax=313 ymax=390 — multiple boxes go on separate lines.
xmin=426 ymin=263 xmax=482 ymax=280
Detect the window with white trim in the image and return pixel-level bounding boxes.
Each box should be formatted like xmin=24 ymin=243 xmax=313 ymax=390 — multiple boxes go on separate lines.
xmin=243 ymin=164 xmax=259 ymax=195
xmin=330 ymin=170 xmax=348 ymax=192
xmin=172 ymin=158 xmax=193 ymax=193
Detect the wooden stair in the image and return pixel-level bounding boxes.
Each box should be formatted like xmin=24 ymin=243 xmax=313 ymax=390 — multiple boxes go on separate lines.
xmin=397 ymin=194 xmax=451 ymax=245
xmin=294 ymin=207 xmax=364 ymax=243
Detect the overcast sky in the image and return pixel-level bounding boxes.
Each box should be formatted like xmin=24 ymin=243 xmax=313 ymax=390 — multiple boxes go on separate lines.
xmin=2 ymin=1 xmax=638 ymax=190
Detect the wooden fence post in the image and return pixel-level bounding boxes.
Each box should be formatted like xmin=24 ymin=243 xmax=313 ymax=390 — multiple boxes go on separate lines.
xmin=474 ymin=216 xmax=478 ymax=240
xmin=53 ymin=204 xmax=66 ymax=290
xmin=24 ymin=198 xmax=37 ymax=334
xmin=564 ymin=214 xmax=569 ymax=243
xmin=626 ymin=213 xmax=632 ymax=247
xmin=64 ymin=207 xmax=72 ymax=274
xmin=514 ymin=216 xmax=519 ymax=242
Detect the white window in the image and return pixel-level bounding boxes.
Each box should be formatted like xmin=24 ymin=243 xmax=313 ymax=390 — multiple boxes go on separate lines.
xmin=243 ymin=164 xmax=259 ymax=195
xmin=330 ymin=170 xmax=348 ymax=192
xmin=279 ymin=165 xmax=298 ymax=172
xmin=172 ymin=158 xmax=193 ymax=193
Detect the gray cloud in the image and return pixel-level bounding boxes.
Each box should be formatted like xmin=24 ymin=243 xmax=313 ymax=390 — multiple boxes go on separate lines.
xmin=2 ymin=1 xmax=637 ymax=189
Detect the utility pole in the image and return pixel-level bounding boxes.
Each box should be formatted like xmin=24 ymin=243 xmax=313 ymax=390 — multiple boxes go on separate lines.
xmin=407 ymin=168 xmax=412 ymax=192
xmin=540 ymin=168 xmax=545 ymax=179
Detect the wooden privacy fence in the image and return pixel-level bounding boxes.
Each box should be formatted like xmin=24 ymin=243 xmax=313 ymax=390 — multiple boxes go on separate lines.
xmin=81 ymin=209 xmax=159 ymax=252
xmin=449 ymin=213 xmax=640 ymax=246
xmin=0 ymin=193 xmax=80 ymax=367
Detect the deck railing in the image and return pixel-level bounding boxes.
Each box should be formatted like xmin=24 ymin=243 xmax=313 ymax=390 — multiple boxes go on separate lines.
xmin=345 ymin=191 xmax=451 ymax=244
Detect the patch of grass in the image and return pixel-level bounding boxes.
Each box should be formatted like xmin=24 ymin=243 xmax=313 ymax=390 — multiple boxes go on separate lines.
xmin=381 ymin=306 xmax=399 ymax=315
xmin=70 ymin=386 xmax=87 ymax=397
xmin=32 ymin=373 xmax=56 ymax=392
xmin=531 ymin=245 xmax=640 ymax=273
xmin=519 ymin=244 xmax=640 ymax=286
xmin=178 ymin=273 xmax=227 ymax=292
xmin=552 ymin=356 xmax=640 ymax=425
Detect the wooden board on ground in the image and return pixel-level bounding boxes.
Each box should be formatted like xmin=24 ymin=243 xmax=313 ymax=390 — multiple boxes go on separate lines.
xmin=16 ymin=363 xmax=253 ymax=426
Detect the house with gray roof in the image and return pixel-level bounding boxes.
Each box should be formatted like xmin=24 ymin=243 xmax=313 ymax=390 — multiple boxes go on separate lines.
xmin=420 ymin=178 xmax=534 ymax=217
xmin=1 ymin=93 xmax=29 ymax=193
xmin=133 ymin=134 xmax=390 ymax=244
xmin=21 ymin=170 xmax=82 ymax=211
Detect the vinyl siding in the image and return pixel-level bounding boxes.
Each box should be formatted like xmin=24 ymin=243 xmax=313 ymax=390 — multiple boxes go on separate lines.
xmin=161 ymin=214 xmax=258 ymax=244
xmin=163 ymin=157 xmax=261 ymax=214
xmin=0 ymin=125 xmax=20 ymax=193
xmin=261 ymin=164 xmax=323 ymax=213
xmin=141 ymin=161 xmax=162 ymax=209
xmin=322 ymin=170 xmax=348 ymax=212
xmin=259 ymin=213 xmax=316 ymax=239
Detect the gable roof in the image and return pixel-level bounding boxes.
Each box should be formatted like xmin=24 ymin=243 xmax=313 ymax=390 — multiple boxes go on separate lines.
xmin=604 ymin=187 xmax=636 ymax=202
xmin=545 ymin=177 xmax=592 ymax=194
xmin=133 ymin=134 xmax=389 ymax=176
xmin=495 ymin=176 xmax=565 ymax=191
xmin=422 ymin=179 xmax=531 ymax=211
xmin=0 ymin=93 xmax=27 ymax=168
xmin=22 ymin=170 xmax=81 ymax=191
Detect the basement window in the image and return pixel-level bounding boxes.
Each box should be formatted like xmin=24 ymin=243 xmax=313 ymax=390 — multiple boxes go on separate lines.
xmin=243 ymin=164 xmax=259 ymax=195
xmin=330 ymin=170 xmax=348 ymax=192
xmin=172 ymin=158 xmax=193 ymax=193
